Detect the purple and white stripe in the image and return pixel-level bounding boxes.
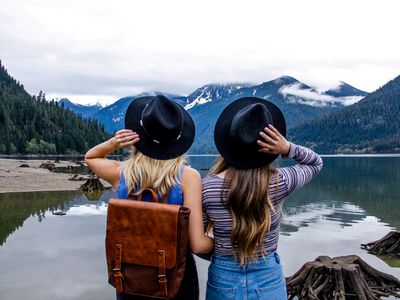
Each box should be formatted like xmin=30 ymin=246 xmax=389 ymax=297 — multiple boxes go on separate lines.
xmin=202 ymin=143 xmax=323 ymax=257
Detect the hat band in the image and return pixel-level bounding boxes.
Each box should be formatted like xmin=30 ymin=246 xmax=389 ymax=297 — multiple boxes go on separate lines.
xmin=140 ymin=104 xmax=182 ymax=144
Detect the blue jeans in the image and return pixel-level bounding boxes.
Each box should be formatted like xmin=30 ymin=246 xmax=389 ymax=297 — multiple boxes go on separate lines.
xmin=206 ymin=252 xmax=287 ymax=300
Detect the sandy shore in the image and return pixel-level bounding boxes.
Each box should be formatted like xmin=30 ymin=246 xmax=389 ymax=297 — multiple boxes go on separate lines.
xmin=0 ymin=159 xmax=111 ymax=193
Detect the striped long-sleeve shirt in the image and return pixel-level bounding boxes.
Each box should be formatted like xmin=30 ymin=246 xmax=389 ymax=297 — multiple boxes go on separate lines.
xmin=202 ymin=143 xmax=323 ymax=257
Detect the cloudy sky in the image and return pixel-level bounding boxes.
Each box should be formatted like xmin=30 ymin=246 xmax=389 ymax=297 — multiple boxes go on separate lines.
xmin=1 ymin=0 xmax=400 ymax=105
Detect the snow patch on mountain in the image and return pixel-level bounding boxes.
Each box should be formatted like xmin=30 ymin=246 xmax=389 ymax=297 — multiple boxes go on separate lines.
xmin=185 ymin=91 xmax=213 ymax=109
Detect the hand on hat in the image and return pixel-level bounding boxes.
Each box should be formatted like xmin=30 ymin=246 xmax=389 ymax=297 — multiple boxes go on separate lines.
xmin=111 ymin=129 xmax=140 ymax=149
xmin=257 ymin=124 xmax=290 ymax=156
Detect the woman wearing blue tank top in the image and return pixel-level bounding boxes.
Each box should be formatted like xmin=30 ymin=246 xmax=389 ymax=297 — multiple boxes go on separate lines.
xmin=202 ymin=98 xmax=323 ymax=300
xmin=85 ymin=95 xmax=214 ymax=300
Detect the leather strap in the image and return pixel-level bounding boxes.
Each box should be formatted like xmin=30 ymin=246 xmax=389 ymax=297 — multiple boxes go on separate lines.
xmin=138 ymin=188 xmax=158 ymax=202
xmin=158 ymin=250 xmax=168 ymax=297
xmin=113 ymin=244 xmax=124 ymax=293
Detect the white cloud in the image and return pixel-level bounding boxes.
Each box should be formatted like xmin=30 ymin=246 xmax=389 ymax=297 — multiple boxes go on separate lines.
xmin=279 ymin=83 xmax=364 ymax=107
xmin=279 ymin=84 xmax=340 ymax=106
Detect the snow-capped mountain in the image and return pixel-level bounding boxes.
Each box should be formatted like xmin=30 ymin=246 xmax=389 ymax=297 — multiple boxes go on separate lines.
xmin=58 ymin=77 xmax=368 ymax=153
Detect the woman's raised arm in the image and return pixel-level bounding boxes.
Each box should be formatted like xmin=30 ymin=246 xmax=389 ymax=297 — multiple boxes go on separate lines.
xmin=85 ymin=129 xmax=139 ymax=188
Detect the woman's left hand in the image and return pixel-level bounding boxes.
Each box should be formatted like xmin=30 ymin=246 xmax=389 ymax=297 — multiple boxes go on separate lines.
xmin=257 ymin=124 xmax=290 ymax=156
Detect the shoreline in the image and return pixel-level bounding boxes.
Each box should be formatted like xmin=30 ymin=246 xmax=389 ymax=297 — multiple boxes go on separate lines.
xmin=0 ymin=158 xmax=111 ymax=194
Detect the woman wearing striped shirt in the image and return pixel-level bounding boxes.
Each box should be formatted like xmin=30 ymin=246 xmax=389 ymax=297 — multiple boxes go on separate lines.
xmin=202 ymin=97 xmax=323 ymax=300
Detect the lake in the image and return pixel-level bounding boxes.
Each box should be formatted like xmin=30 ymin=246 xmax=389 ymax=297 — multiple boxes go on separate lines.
xmin=0 ymin=156 xmax=399 ymax=299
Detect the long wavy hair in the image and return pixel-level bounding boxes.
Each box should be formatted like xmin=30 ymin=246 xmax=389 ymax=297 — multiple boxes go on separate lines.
xmin=210 ymin=157 xmax=278 ymax=265
xmin=122 ymin=147 xmax=186 ymax=197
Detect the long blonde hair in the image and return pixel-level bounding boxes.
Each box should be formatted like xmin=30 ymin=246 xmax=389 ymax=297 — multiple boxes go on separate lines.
xmin=210 ymin=157 xmax=278 ymax=265
xmin=122 ymin=147 xmax=186 ymax=197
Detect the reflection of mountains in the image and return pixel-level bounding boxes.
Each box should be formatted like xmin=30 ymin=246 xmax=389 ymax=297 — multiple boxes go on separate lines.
xmin=281 ymin=157 xmax=400 ymax=233
xmin=0 ymin=191 xmax=78 ymax=246
xmin=281 ymin=200 xmax=367 ymax=235
xmin=0 ymin=190 xmax=116 ymax=246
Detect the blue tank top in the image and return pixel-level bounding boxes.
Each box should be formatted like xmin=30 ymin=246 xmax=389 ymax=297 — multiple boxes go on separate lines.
xmin=116 ymin=164 xmax=185 ymax=205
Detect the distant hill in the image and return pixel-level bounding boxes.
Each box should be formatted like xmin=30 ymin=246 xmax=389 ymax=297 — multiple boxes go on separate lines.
xmin=0 ymin=60 xmax=110 ymax=154
xmin=290 ymin=75 xmax=400 ymax=153
xmin=58 ymin=98 xmax=102 ymax=118
xmin=325 ymin=81 xmax=368 ymax=98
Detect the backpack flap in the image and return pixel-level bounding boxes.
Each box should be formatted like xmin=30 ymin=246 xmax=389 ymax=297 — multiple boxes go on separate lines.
xmin=106 ymin=198 xmax=181 ymax=269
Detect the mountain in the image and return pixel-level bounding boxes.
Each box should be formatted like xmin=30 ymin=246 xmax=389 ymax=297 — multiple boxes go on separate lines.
xmin=188 ymin=76 xmax=367 ymax=153
xmin=290 ymin=75 xmax=400 ymax=154
xmin=58 ymin=98 xmax=102 ymax=118
xmin=0 ymin=60 xmax=110 ymax=154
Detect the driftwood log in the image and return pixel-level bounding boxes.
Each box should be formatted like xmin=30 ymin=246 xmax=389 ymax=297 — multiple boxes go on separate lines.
xmin=286 ymin=255 xmax=400 ymax=300
xmin=39 ymin=162 xmax=55 ymax=171
xmin=68 ymin=174 xmax=86 ymax=181
xmin=361 ymin=231 xmax=400 ymax=257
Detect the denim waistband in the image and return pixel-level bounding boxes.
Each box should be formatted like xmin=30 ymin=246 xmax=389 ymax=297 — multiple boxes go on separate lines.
xmin=211 ymin=251 xmax=281 ymax=268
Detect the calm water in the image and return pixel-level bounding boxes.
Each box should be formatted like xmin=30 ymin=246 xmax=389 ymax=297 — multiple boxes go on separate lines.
xmin=0 ymin=157 xmax=399 ymax=300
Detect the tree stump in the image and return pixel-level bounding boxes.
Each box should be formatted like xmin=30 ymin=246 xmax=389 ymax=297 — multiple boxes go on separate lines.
xmin=79 ymin=177 xmax=105 ymax=193
xmin=361 ymin=231 xmax=400 ymax=257
xmin=286 ymin=255 xmax=400 ymax=300
xmin=79 ymin=174 xmax=106 ymax=201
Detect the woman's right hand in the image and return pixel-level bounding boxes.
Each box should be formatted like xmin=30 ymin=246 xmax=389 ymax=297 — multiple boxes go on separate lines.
xmin=111 ymin=129 xmax=140 ymax=150
xmin=257 ymin=124 xmax=290 ymax=156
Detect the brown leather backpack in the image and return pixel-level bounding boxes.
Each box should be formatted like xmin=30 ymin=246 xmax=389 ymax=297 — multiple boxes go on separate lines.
xmin=106 ymin=188 xmax=191 ymax=299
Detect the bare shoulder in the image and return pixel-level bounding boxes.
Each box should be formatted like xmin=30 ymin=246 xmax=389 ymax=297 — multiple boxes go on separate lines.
xmin=182 ymin=166 xmax=201 ymax=186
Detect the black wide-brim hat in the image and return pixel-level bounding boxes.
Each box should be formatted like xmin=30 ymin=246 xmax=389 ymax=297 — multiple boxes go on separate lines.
xmin=125 ymin=95 xmax=195 ymax=160
xmin=214 ymin=97 xmax=286 ymax=169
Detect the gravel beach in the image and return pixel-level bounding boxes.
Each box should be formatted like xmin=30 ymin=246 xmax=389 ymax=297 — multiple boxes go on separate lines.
xmin=0 ymin=159 xmax=111 ymax=193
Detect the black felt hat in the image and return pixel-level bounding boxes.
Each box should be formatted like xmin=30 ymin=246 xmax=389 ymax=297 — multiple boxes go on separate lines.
xmin=124 ymin=95 xmax=195 ymax=160
xmin=214 ymin=97 xmax=286 ymax=169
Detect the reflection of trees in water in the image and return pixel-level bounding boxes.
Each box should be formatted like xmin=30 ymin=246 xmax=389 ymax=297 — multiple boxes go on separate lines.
xmin=282 ymin=157 xmax=400 ymax=232
xmin=0 ymin=191 xmax=78 ymax=246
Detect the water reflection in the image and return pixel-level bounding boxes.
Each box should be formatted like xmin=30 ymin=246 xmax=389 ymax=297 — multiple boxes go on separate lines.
xmin=281 ymin=157 xmax=400 ymax=233
xmin=0 ymin=191 xmax=77 ymax=246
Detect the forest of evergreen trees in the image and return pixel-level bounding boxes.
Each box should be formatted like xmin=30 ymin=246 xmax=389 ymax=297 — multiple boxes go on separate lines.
xmin=0 ymin=60 xmax=110 ymax=154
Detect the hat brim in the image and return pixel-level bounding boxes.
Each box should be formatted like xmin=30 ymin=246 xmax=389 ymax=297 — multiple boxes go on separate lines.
xmin=214 ymin=97 xmax=286 ymax=169
xmin=124 ymin=97 xmax=195 ymax=160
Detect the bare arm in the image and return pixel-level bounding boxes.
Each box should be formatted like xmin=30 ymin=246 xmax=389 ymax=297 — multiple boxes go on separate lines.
xmin=181 ymin=167 xmax=214 ymax=254
xmin=84 ymin=129 xmax=139 ymax=188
